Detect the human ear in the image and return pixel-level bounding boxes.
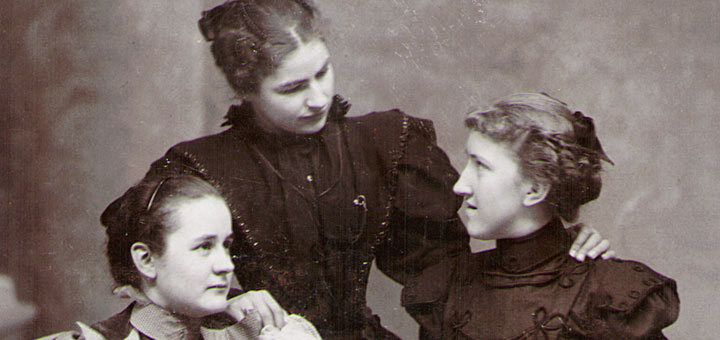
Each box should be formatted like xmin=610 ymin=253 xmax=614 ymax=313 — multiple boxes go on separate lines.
xmin=523 ymin=181 xmax=550 ymax=207
xmin=131 ymin=242 xmax=157 ymax=279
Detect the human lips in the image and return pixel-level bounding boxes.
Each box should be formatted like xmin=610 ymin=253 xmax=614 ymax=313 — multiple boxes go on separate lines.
xmin=299 ymin=110 xmax=327 ymax=121
xmin=300 ymin=104 xmax=330 ymax=119
xmin=206 ymin=283 xmax=229 ymax=291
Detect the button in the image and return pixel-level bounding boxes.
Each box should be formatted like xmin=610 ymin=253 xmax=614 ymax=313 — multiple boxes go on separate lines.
xmin=629 ymin=290 xmax=640 ymax=299
xmin=306 ymin=175 xmax=313 ymax=182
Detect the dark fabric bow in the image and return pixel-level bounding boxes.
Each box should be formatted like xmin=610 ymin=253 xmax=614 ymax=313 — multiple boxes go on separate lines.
xmin=571 ymin=111 xmax=614 ymax=165
xmin=198 ymin=1 xmax=263 ymax=41
xmin=198 ymin=1 xmax=236 ymax=41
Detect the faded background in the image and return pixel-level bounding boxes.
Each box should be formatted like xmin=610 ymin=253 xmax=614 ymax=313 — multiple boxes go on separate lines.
xmin=2 ymin=0 xmax=718 ymax=338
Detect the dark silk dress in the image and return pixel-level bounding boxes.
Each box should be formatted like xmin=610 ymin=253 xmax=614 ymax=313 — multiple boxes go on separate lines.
xmin=403 ymin=219 xmax=679 ymax=340
xmin=136 ymin=96 xmax=470 ymax=339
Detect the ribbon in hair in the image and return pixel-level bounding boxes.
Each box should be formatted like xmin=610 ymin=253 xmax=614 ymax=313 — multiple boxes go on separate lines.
xmin=199 ymin=2 xmax=235 ymax=41
xmin=571 ymin=111 xmax=614 ymax=165
xmin=199 ymin=1 xmax=264 ymax=41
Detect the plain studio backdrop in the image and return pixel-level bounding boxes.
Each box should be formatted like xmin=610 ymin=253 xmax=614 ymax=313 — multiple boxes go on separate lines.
xmin=2 ymin=1 xmax=718 ymax=338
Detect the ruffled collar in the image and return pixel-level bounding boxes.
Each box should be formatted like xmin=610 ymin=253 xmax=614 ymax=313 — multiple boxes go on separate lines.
xmin=493 ymin=218 xmax=571 ymax=273
xmin=130 ymin=301 xmax=203 ymax=340
xmin=221 ymin=94 xmax=351 ymax=148
xmin=111 ymin=287 xmax=256 ymax=340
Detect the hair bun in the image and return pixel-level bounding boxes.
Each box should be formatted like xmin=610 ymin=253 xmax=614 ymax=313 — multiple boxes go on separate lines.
xmin=199 ymin=1 xmax=238 ymax=41
xmin=571 ymin=111 xmax=613 ymax=165
xmin=100 ymin=194 xmax=124 ymax=228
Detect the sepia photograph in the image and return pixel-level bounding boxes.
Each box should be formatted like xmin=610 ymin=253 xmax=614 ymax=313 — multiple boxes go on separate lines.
xmin=2 ymin=0 xmax=718 ymax=339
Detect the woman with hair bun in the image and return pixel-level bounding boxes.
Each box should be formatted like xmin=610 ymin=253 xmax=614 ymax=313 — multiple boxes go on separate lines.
xmin=132 ymin=1 xmax=613 ymax=338
xmin=402 ymin=93 xmax=679 ymax=340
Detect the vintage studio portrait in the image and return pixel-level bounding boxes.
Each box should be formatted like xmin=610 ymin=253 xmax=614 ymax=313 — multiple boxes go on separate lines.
xmin=2 ymin=0 xmax=718 ymax=339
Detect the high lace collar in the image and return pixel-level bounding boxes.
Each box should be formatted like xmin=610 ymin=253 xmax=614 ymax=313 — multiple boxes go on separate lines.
xmin=492 ymin=218 xmax=571 ymax=273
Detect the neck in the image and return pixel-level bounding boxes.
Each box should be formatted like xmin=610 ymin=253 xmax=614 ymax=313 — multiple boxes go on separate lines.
xmin=504 ymin=203 xmax=553 ymax=239
xmin=130 ymin=299 xmax=203 ymax=340
xmin=141 ymin=285 xmax=202 ymax=322
xmin=494 ymin=217 xmax=569 ymax=273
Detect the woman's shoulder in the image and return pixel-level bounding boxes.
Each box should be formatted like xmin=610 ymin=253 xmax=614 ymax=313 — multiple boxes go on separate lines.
xmin=168 ymin=128 xmax=241 ymax=156
xmin=571 ymin=258 xmax=679 ymax=338
xmin=585 ymin=258 xmax=677 ymax=312
xmin=36 ymin=305 xmax=136 ymax=340
xmin=346 ymin=109 xmax=437 ymax=141
xmin=401 ymin=252 xmax=489 ymax=307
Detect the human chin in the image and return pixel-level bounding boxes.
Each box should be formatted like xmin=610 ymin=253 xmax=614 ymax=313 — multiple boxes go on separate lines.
xmin=464 ymin=218 xmax=500 ymax=240
xmin=292 ymin=111 xmax=328 ymax=134
xmin=188 ymin=289 xmax=229 ymax=316
xmin=202 ymin=293 xmax=230 ymax=315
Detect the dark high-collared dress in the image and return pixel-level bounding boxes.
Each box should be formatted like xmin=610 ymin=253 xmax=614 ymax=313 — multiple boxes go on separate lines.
xmin=402 ymin=219 xmax=679 ymax=340
xmin=139 ymin=96 xmax=470 ymax=339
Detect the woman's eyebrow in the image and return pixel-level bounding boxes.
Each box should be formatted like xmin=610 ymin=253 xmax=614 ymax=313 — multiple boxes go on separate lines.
xmin=192 ymin=234 xmax=216 ymax=243
xmin=275 ymin=78 xmax=308 ymax=91
xmin=274 ymin=60 xmax=330 ymax=90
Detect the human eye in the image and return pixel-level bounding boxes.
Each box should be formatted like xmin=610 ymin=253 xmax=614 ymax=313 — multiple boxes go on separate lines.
xmin=276 ymin=82 xmax=308 ymax=95
xmin=193 ymin=240 xmax=214 ymax=254
xmin=469 ymin=157 xmax=490 ymax=171
xmin=315 ymin=65 xmax=330 ymax=79
xmin=475 ymin=160 xmax=490 ymax=170
xmin=223 ymin=237 xmax=234 ymax=250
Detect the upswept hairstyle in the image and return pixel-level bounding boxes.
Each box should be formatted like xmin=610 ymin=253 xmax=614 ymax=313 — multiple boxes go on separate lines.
xmin=198 ymin=0 xmax=323 ymax=96
xmin=101 ymin=174 xmax=225 ymax=288
xmin=465 ymin=93 xmax=613 ymax=221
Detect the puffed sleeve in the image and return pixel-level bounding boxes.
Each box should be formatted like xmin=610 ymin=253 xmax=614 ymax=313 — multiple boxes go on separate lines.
xmin=144 ymin=144 xmax=208 ymax=178
xmin=35 ymin=322 xmax=109 ymax=340
xmin=369 ymin=110 xmax=470 ymax=284
xmin=401 ymin=256 xmax=458 ymax=340
xmin=570 ymin=259 xmax=679 ymax=339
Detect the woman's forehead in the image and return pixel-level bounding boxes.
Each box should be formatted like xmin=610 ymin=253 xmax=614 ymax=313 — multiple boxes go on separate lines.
xmin=264 ymin=38 xmax=330 ymax=85
xmin=165 ymin=196 xmax=232 ymax=237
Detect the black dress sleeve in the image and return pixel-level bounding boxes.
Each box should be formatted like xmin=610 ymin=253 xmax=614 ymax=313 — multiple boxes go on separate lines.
xmin=570 ymin=259 xmax=680 ymax=339
xmin=371 ymin=110 xmax=470 ymax=284
xmin=401 ymin=256 xmax=458 ymax=340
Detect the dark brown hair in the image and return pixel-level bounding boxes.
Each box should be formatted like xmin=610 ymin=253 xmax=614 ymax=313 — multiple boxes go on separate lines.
xmin=198 ymin=0 xmax=323 ymax=96
xmin=101 ymin=175 xmax=224 ymax=288
xmin=465 ymin=93 xmax=612 ymax=221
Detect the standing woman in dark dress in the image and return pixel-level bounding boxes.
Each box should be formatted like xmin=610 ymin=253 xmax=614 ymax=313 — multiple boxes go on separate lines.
xmin=402 ymin=93 xmax=679 ymax=340
xmin=129 ymin=2 xmax=611 ymax=339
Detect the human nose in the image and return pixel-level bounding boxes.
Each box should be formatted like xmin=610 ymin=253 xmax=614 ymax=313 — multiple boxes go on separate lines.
xmin=453 ymin=164 xmax=472 ymax=197
xmin=306 ymin=80 xmax=330 ymax=110
xmin=213 ymin=249 xmax=235 ymax=275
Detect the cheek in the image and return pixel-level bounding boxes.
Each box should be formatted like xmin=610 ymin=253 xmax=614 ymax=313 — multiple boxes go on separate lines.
xmin=322 ymin=70 xmax=335 ymax=93
xmin=161 ymin=254 xmax=207 ymax=286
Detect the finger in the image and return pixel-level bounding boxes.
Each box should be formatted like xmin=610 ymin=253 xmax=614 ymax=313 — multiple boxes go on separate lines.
xmin=586 ymin=239 xmax=610 ymax=260
xmin=601 ymin=250 xmax=616 ymax=260
xmin=575 ymin=233 xmax=602 ymax=262
xmin=568 ymin=225 xmax=593 ymax=258
xmin=252 ymin=297 xmax=278 ymax=329
xmin=227 ymin=293 xmax=259 ymax=320
xmin=225 ymin=296 xmax=247 ymax=321
xmin=257 ymin=290 xmax=287 ymax=328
